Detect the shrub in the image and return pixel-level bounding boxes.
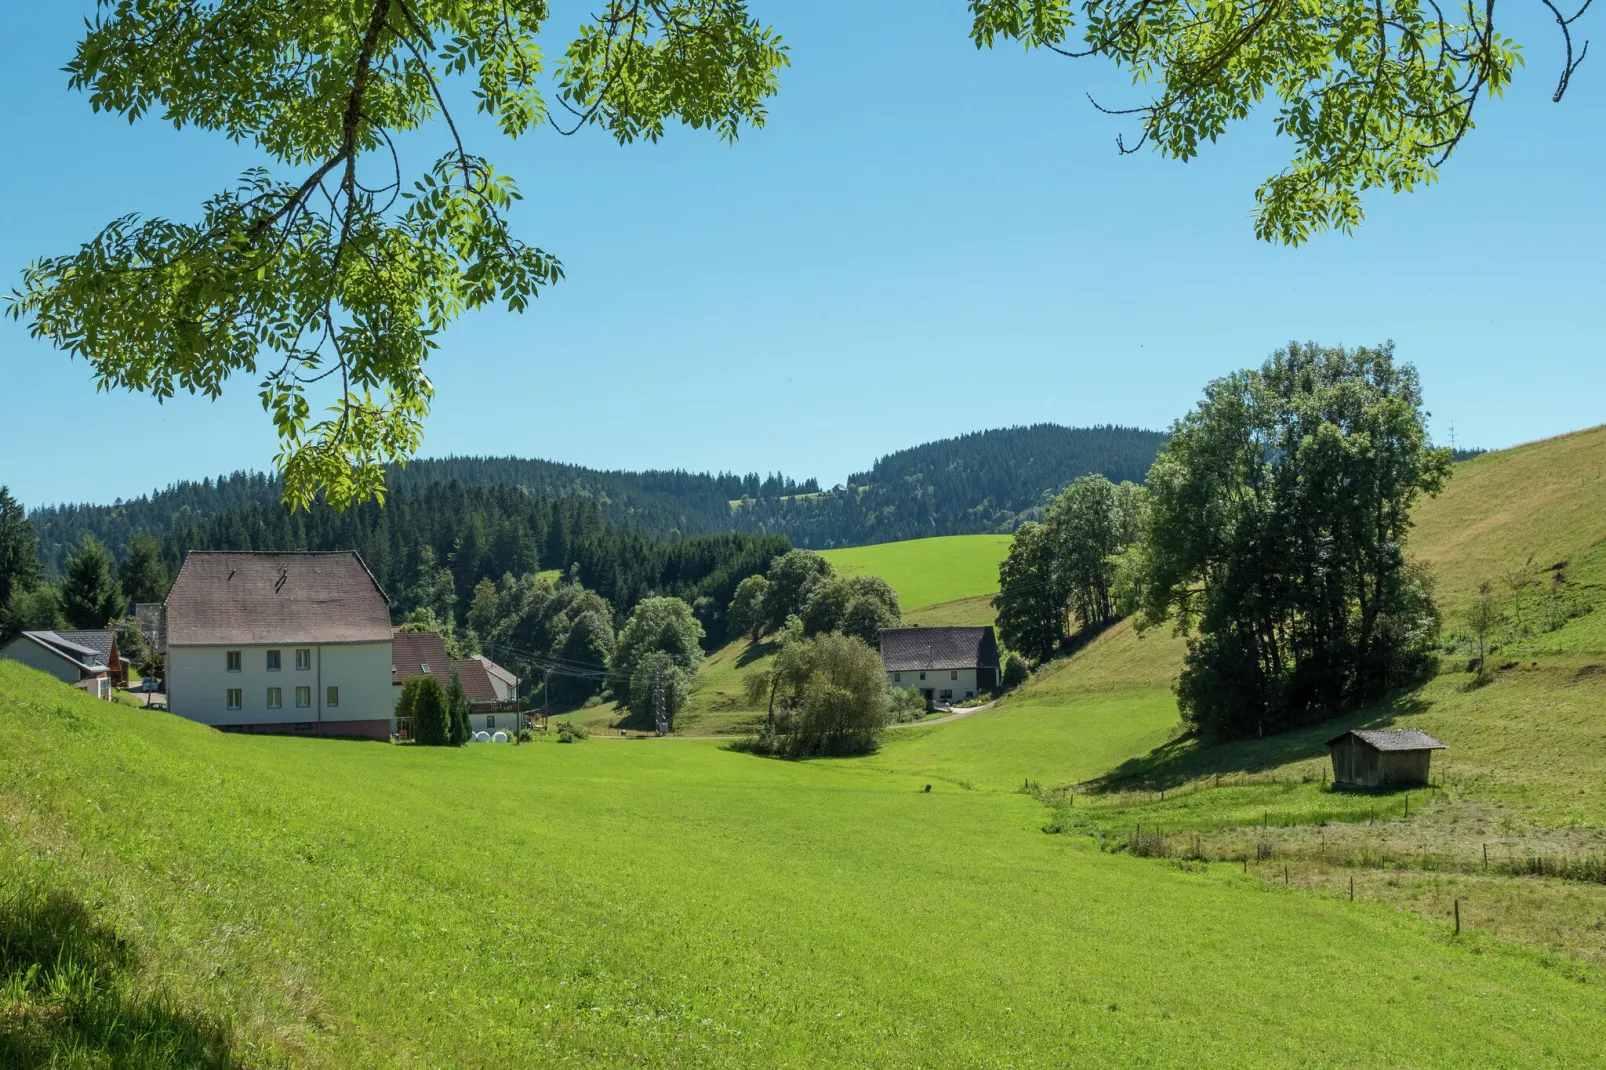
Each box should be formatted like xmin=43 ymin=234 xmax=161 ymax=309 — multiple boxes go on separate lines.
xmin=888 ymin=686 xmax=927 ymax=723
xmin=556 ymin=720 xmax=588 ymax=744
xmin=1001 ymin=652 xmax=1030 ymax=690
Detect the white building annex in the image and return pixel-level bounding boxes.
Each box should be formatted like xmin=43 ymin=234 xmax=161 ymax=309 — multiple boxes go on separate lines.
xmin=162 ymin=551 xmax=394 ymax=740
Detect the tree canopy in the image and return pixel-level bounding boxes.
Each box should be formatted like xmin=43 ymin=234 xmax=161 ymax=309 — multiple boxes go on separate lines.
xmin=61 ymin=536 xmax=125 ymax=630
xmin=969 ymin=0 xmax=1589 ymax=243
xmin=1130 ymin=341 xmax=1449 ymax=738
xmin=10 ymin=1 xmax=787 ymax=509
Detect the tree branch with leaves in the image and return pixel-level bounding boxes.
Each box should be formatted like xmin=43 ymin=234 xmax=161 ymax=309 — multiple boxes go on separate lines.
xmin=8 ymin=1 xmax=788 ymax=509
xmin=969 ymin=0 xmax=1590 ymax=243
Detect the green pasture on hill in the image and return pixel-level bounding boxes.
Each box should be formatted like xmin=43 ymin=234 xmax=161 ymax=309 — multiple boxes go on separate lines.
xmin=821 ymin=534 xmax=1010 ymax=612
xmin=3 ymin=662 xmax=1604 ymax=1068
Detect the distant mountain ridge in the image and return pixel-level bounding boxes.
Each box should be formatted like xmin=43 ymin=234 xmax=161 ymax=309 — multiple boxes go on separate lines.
xmin=27 ymin=424 xmax=1169 ymax=571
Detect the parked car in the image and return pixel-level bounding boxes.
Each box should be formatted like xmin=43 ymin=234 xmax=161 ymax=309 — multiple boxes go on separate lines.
xmin=139 ymin=677 xmax=163 ymax=693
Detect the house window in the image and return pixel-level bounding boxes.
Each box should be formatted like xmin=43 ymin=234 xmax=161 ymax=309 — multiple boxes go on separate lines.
xmin=296 ymin=686 xmax=311 ymax=709
xmin=893 ymin=672 xmax=901 ymax=683
xmin=226 ymin=651 xmax=241 ymax=673
xmin=486 ymin=714 xmax=495 ymax=730
xmin=918 ymin=672 xmax=926 ymax=681
xmin=295 ymin=649 xmax=312 ymax=671
xmin=420 ymin=663 xmax=431 ymax=674
xmin=266 ymin=687 xmax=282 ymax=709
xmin=266 ymin=650 xmax=281 ymax=671
xmin=226 ymin=688 xmax=242 ymax=710
xmin=939 ymin=689 xmax=953 ymax=702
xmin=966 ymin=691 xmax=974 ymax=699
xmin=326 ymin=686 xmax=339 ymax=708
xmin=951 ymin=670 xmax=958 ymax=681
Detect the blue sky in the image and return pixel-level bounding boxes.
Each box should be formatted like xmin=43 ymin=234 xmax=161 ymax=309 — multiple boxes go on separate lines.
xmin=2 ymin=2 xmax=1601 ymax=510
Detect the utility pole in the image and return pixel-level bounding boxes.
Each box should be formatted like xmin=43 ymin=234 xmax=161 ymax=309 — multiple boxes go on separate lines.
xmin=653 ymin=664 xmax=668 ymax=736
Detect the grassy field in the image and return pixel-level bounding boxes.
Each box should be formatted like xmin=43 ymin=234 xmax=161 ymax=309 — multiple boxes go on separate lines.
xmin=4 ymin=663 xmax=1604 ymax=1067
xmin=821 ymin=534 xmax=1010 ymax=614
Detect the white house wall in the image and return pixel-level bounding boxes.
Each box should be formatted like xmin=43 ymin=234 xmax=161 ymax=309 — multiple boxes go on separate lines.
xmin=169 ymin=641 xmax=392 ymax=727
xmin=0 ymin=638 xmax=84 ymax=685
xmin=887 ymin=667 xmax=980 ymax=701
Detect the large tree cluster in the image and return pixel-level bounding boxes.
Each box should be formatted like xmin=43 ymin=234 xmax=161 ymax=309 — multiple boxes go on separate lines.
xmin=994 ymin=475 xmax=1147 ymax=663
xmin=1129 ymin=342 xmax=1449 ymax=738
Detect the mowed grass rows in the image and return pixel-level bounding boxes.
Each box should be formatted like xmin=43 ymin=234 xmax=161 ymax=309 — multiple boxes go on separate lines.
xmin=2 ymin=665 xmax=1603 ymax=1067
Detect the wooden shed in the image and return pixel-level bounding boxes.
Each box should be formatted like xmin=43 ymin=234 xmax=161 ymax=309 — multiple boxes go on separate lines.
xmin=1325 ymin=729 xmax=1446 ymax=789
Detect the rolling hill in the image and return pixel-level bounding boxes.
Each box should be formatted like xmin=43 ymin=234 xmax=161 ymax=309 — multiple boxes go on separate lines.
xmin=25 ymin=425 xmax=1167 ymax=572
xmin=5 ymin=428 xmax=1606 ymax=1065
xmin=4 ymin=661 xmax=1603 ymax=1067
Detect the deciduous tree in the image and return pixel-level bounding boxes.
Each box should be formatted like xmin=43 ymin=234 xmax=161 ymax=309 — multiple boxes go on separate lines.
xmin=727 ymin=574 xmax=769 ymax=641
xmin=760 ymin=550 xmax=832 ymax=634
xmin=612 ymin=596 xmax=704 ymax=701
xmin=1133 ymin=341 xmax=1450 ymax=738
xmin=10 ymin=1 xmax=788 ymax=509
xmin=969 ymin=0 xmax=1588 ymax=243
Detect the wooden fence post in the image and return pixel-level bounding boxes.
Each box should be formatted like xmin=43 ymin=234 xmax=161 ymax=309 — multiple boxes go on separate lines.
xmin=1454 ymin=898 xmax=1461 ymax=935
xmin=1349 ymin=875 xmax=1354 ymax=901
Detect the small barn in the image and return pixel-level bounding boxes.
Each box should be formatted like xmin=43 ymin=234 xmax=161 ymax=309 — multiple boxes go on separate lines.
xmin=1326 ymin=728 xmax=1446 ymax=789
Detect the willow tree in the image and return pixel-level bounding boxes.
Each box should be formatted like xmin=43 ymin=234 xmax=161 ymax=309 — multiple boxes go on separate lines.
xmin=1132 ymin=342 xmax=1449 ymax=739
xmin=9 ymin=2 xmax=787 ymax=509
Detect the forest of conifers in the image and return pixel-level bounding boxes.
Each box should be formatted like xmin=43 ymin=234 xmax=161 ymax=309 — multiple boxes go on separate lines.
xmin=29 ymin=424 xmax=1170 ymax=568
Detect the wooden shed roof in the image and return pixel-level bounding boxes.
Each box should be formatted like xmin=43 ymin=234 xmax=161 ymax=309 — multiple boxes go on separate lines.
xmin=1325 ymin=728 xmax=1446 ymax=752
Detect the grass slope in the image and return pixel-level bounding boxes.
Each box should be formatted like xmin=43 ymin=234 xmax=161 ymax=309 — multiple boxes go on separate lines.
xmin=3 ymin=663 xmax=1602 ymax=1067
xmin=821 ymin=534 xmax=1010 ymax=613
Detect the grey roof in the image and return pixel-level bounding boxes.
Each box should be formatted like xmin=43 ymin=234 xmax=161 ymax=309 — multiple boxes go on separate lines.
xmin=879 ymin=627 xmax=1000 ymax=673
xmin=11 ymin=632 xmax=110 ymax=673
xmin=392 ymin=630 xmax=449 ymax=685
xmin=1326 ymin=728 xmax=1447 ymax=752
xmin=165 ymin=551 xmax=391 ymax=646
xmin=54 ymin=630 xmax=117 ymax=664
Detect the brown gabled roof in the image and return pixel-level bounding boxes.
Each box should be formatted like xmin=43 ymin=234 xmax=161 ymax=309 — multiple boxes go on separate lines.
xmin=1325 ymin=728 xmax=1447 ymax=752
xmin=879 ymin=627 xmax=1000 ymax=673
xmin=449 ymin=658 xmax=502 ymax=705
xmin=165 ymin=551 xmax=391 ymax=646
xmin=468 ymin=653 xmax=518 ymax=690
xmin=392 ymin=630 xmax=449 ymax=685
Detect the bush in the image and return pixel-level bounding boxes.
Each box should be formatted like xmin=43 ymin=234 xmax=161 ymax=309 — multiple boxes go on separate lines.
xmin=889 ymin=686 xmax=928 ymax=723
xmin=1001 ymin=652 xmax=1030 ymax=689
xmin=556 ymin=720 xmax=588 ymax=743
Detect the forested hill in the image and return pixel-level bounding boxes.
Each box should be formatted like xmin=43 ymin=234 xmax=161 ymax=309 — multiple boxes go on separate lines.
xmin=27 ymin=424 xmax=1168 ymax=568
xmin=727 ymin=425 xmax=1169 ymax=547
xmin=28 ymin=462 xmax=816 ymax=576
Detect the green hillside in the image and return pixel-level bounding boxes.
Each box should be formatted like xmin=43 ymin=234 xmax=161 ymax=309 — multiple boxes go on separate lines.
xmin=4 ymin=662 xmax=1603 ymax=1067
xmin=821 ymin=534 xmax=1010 ymax=613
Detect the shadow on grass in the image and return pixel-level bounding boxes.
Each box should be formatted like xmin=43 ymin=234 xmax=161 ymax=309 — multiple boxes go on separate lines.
xmin=734 ymin=640 xmax=778 ymax=669
xmin=1089 ymin=690 xmax=1435 ymax=792
xmin=1 ymin=884 xmax=241 ymax=1069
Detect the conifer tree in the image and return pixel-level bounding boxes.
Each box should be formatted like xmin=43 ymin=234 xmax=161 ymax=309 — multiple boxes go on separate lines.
xmin=61 ymin=535 xmax=124 ymax=629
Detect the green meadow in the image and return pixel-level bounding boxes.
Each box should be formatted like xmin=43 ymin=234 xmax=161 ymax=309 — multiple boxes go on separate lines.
xmin=4 ymin=664 xmax=1605 ymax=1068
xmin=821 ymin=534 xmax=1011 ymax=614
xmin=6 ymin=428 xmax=1606 ymax=1066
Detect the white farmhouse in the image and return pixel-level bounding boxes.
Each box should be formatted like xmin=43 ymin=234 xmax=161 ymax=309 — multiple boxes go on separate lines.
xmin=879 ymin=626 xmax=1001 ymax=709
xmin=163 ymin=551 xmax=394 ymax=740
